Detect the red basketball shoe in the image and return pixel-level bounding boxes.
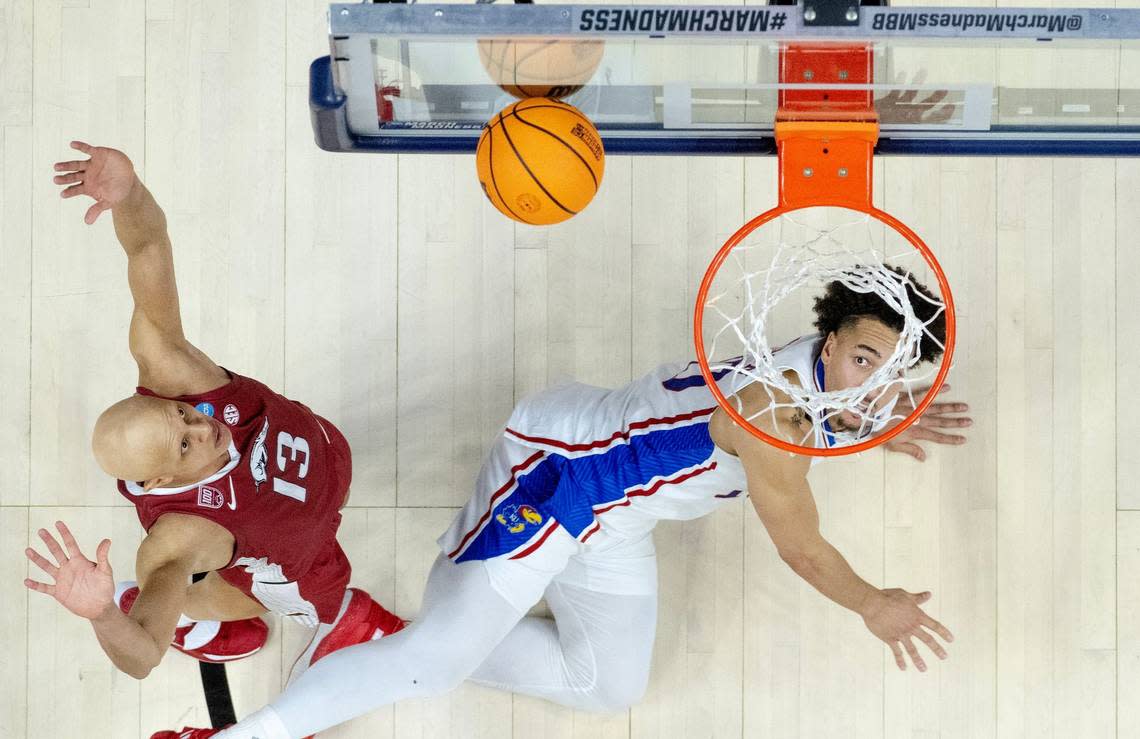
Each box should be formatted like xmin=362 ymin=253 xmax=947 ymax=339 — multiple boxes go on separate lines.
xmin=287 ymin=586 xmax=407 ymax=685
xmin=115 ymin=581 xmax=268 ymax=663
xmin=150 ymin=729 xmax=227 ymax=739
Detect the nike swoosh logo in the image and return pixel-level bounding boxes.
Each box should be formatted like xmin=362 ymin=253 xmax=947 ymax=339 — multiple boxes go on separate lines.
xmin=227 ymin=479 xmax=238 ymax=510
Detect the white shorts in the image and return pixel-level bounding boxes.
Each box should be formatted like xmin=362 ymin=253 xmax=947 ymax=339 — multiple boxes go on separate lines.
xmin=439 ymin=432 xmax=659 ymax=613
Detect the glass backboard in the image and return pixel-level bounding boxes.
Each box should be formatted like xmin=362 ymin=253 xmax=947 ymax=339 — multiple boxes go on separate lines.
xmin=311 ymin=3 xmax=1140 ymax=155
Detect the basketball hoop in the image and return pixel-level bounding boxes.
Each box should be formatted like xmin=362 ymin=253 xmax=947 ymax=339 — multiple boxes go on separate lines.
xmin=693 ymin=46 xmax=956 ymax=457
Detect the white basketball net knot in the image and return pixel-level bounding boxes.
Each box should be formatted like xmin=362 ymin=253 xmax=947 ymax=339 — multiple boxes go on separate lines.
xmin=703 ymin=208 xmax=947 ymax=449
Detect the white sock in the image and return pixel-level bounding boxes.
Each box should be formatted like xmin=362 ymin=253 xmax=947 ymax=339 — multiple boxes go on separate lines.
xmin=215 ymin=705 xmax=290 ymax=739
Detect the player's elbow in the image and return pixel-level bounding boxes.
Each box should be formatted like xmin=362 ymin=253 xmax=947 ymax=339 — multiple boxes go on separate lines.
xmin=778 ymin=546 xmax=815 ymax=575
xmin=121 ymin=655 xmax=159 ymax=680
xmin=119 ymin=639 xmax=166 ymax=680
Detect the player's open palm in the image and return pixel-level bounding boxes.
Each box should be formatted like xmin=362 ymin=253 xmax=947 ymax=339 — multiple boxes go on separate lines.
xmin=52 ymin=140 xmax=137 ymax=224
xmin=24 ymin=521 xmax=115 ymax=620
xmin=861 ymin=588 xmax=954 ymax=672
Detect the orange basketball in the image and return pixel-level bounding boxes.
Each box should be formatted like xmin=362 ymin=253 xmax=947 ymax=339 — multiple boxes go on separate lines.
xmin=477 ymin=39 xmax=604 ymax=99
xmin=476 ymin=99 xmax=606 ymax=226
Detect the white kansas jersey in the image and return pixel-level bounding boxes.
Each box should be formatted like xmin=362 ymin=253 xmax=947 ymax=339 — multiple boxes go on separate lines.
xmin=441 ymin=334 xmax=829 ymax=561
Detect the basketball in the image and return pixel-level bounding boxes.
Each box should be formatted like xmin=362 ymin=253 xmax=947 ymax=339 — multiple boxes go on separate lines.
xmin=477 ymin=39 xmax=604 ymax=99
xmin=476 ymin=99 xmax=606 ymax=226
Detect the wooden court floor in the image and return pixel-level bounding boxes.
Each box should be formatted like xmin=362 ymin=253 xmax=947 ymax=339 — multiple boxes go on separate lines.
xmin=1 ymin=0 xmax=1138 ymax=736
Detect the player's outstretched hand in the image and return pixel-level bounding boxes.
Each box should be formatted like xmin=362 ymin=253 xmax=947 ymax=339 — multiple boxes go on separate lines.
xmin=860 ymin=587 xmax=953 ymax=672
xmin=24 ymin=521 xmax=115 ymax=620
xmin=52 ymin=141 xmax=137 ymax=224
xmin=882 ymin=383 xmax=972 ymax=461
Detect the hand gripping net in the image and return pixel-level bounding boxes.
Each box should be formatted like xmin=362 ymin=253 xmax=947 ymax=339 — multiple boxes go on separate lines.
xmin=700 ymin=207 xmax=949 ymax=451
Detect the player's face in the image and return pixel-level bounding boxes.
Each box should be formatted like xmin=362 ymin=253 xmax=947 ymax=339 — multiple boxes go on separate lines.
xmin=153 ymin=400 xmax=233 ymax=486
xmin=820 ymin=317 xmax=901 ymax=432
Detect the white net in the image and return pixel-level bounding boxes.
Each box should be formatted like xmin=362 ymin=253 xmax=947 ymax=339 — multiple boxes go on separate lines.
xmin=701 ymin=206 xmax=949 ymax=450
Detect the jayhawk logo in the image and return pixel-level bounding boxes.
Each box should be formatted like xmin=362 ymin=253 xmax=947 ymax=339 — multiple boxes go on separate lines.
xmin=496 ymin=504 xmax=543 ymax=534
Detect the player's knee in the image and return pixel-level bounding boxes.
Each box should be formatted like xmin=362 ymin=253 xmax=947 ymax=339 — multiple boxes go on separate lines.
xmin=579 ymin=665 xmax=650 ymax=713
xmin=398 ymin=630 xmax=482 ymax=696
xmin=404 ymin=666 xmax=466 ymax=697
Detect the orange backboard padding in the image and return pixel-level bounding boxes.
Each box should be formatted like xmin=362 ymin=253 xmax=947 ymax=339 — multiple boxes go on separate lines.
xmin=775 ymin=121 xmax=880 ymax=210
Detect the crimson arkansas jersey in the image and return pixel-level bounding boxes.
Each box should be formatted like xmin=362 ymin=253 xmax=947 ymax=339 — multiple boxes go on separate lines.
xmin=117 ymin=371 xmax=352 ymax=626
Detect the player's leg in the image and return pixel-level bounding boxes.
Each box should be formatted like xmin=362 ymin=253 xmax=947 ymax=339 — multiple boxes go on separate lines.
xmin=286 ymin=540 xmax=406 ymax=686
xmin=216 ymin=552 xmax=547 ymax=739
xmin=467 ymin=532 xmax=659 ymax=712
xmin=183 ymin=571 xmax=267 ymax=621
xmin=212 ymin=432 xmax=579 ymax=737
xmin=112 ymin=571 xmax=270 ymax=664
xmin=469 ymin=582 xmax=657 ymax=712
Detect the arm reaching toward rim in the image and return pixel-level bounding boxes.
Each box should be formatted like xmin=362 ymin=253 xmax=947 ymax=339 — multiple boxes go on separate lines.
xmin=711 ymin=381 xmax=954 ymax=671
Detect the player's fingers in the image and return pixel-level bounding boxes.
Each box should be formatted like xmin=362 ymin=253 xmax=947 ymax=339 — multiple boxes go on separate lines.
xmin=23 ymin=578 xmax=55 ymax=597
xmin=70 ymin=140 xmax=94 ymax=154
xmin=917 ymin=413 xmax=971 ymax=428
xmin=56 ymin=521 xmax=83 ymax=559
xmin=911 ymin=590 xmax=932 ymax=604
xmin=924 ymin=401 xmax=969 ymax=415
xmin=921 ymin=615 xmax=954 ymax=643
xmin=37 ymin=528 xmax=67 ymax=565
xmin=53 ymin=172 xmax=83 ymax=186
xmin=84 ymin=202 xmax=109 ymax=225
xmin=888 ymin=641 xmax=906 ymax=670
xmin=913 ymin=627 xmax=948 ymax=660
xmin=891 ymin=442 xmax=926 ymax=462
xmin=903 ymin=637 xmax=927 ymax=672
xmin=911 ymin=427 xmax=967 ymax=445
xmin=60 ymin=183 xmax=86 ymax=199
xmin=53 ymin=160 xmax=87 ymax=172
xmin=25 ymin=547 xmax=59 ymax=578
xmin=95 ymin=539 xmax=112 ymax=570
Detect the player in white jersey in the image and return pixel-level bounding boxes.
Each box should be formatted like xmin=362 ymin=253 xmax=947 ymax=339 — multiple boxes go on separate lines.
xmin=160 ymin=271 xmax=971 ymax=739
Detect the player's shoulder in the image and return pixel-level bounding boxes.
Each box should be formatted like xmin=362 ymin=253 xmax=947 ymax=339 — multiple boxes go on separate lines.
xmin=137 ymin=343 xmax=230 ymax=398
xmin=712 ymin=370 xmax=813 ymax=467
xmin=728 ymin=370 xmax=807 ymax=425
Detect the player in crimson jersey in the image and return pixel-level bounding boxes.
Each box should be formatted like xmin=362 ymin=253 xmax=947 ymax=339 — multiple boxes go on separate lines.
xmin=24 ymin=143 xmax=405 ymax=694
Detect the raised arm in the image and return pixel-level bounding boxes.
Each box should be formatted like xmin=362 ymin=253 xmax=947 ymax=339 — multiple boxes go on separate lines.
xmin=53 ymin=141 xmax=227 ymax=396
xmin=715 ymin=384 xmax=954 ymax=671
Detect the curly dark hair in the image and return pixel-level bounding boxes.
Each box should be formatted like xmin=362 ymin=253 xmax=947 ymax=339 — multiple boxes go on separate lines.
xmin=812 ymin=265 xmax=946 ymax=363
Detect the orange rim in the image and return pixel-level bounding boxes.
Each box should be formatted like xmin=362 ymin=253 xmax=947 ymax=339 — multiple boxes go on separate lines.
xmin=692 ymin=202 xmax=956 ymax=457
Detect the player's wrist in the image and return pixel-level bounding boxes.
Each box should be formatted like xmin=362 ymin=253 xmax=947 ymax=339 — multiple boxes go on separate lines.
xmin=89 ymin=597 xmax=121 ymax=625
xmin=855 ymin=586 xmax=886 ymax=618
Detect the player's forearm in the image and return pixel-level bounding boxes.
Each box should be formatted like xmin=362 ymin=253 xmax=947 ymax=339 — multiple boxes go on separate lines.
xmin=89 ymin=601 xmax=165 ymax=679
xmin=112 ymin=177 xmax=170 ymax=256
xmin=781 ymin=540 xmax=879 ymax=615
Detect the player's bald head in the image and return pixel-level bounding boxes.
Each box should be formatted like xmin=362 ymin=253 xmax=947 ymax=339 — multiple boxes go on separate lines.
xmin=91 ymin=395 xmax=172 ymax=482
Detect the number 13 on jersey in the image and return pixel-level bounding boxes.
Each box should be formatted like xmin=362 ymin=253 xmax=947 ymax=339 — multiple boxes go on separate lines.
xmin=273 ymin=432 xmax=310 ymax=502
